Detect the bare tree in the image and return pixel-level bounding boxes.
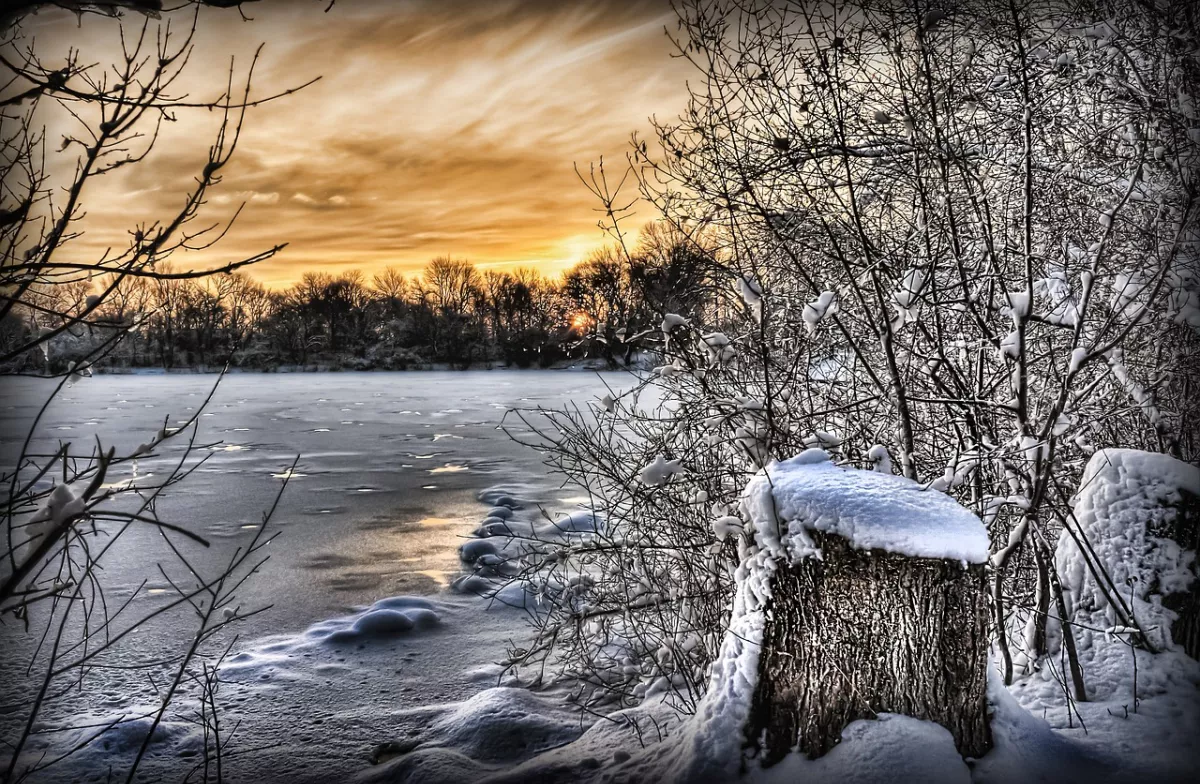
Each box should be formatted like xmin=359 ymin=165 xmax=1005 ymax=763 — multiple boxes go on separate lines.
xmin=491 ymin=0 xmax=1200 ymax=758
xmin=1 ymin=3 xmax=313 ymax=780
xmin=418 ymin=256 xmax=481 ymax=313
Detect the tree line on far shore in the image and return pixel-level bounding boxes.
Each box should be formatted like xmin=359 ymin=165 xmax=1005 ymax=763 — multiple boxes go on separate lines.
xmin=3 ymin=222 xmax=718 ymax=373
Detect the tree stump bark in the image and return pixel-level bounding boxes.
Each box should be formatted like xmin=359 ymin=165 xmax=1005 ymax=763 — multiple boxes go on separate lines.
xmin=744 ymin=530 xmax=992 ymax=765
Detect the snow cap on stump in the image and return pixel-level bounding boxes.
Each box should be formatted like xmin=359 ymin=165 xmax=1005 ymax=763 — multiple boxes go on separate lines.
xmin=741 ymin=448 xmax=989 ymax=565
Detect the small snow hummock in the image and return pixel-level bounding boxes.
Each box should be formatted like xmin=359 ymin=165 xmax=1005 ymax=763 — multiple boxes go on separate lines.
xmin=307 ymin=596 xmax=440 ymax=645
xmin=451 ymin=487 xmax=606 ymax=610
xmin=740 ymin=449 xmax=990 ymax=565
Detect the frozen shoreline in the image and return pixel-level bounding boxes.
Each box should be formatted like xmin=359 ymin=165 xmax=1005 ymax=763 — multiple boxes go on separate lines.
xmin=0 ymin=371 xmax=620 ymax=783
xmin=67 ymin=356 xmax=648 ymax=376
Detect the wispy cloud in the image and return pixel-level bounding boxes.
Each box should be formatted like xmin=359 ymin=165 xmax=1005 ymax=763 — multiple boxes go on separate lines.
xmin=27 ymin=0 xmax=688 ymax=286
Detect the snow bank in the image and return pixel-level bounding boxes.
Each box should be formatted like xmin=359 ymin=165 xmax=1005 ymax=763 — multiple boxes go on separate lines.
xmin=363 ymin=664 xmax=1123 ymax=784
xmin=360 ymin=461 xmax=1196 ymax=784
xmin=741 ymin=449 xmax=989 ymax=564
xmin=221 ymin=596 xmax=443 ymax=685
xmin=1055 ymin=448 xmax=1200 ymax=653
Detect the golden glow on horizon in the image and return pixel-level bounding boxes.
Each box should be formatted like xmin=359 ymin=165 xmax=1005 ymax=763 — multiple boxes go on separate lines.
xmin=22 ymin=0 xmax=689 ymax=288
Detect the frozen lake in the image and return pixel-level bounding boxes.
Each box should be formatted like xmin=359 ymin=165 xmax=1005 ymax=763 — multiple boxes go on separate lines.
xmin=0 ymin=370 xmax=627 ymax=782
xmin=1 ymin=371 xmax=621 ymax=633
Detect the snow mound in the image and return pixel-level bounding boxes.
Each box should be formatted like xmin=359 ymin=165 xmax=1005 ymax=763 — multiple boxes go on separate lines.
xmin=451 ymin=495 xmax=605 ymax=611
xmin=222 ymin=596 xmax=443 ymax=682
xmin=327 ymin=606 xmax=439 ymax=643
xmin=1055 ymin=448 xmax=1199 ymax=653
xmin=15 ymin=707 xmax=203 ymax=781
xmin=741 ymin=450 xmax=989 ymax=564
xmin=752 ymin=713 xmax=970 ymax=784
xmin=314 ymin=596 xmax=440 ymax=644
xmin=477 ymin=485 xmax=529 ymax=509
xmin=359 ymin=688 xmax=585 ymax=783
xmin=424 ymin=688 xmax=583 ymax=763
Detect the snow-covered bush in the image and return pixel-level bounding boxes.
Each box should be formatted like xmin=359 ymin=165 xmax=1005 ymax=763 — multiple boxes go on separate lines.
xmin=502 ymin=0 xmax=1200 ymax=712
xmin=1055 ymin=449 xmax=1200 ymax=657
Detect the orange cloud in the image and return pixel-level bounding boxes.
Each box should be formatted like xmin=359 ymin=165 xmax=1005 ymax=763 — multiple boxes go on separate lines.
xmin=18 ymin=0 xmax=690 ymax=287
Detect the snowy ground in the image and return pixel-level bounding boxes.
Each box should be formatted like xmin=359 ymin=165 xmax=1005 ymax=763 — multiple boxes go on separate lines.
xmin=2 ymin=373 xmax=1196 ymax=783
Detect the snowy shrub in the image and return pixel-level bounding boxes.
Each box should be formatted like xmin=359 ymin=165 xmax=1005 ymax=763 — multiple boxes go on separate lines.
xmin=501 ymin=0 xmax=1200 ymax=712
xmin=1055 ymin=449 xmax=1200 ymax=657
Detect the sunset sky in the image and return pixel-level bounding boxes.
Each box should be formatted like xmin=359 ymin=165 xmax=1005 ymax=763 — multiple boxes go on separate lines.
xmin=21 ymin=0 xmax=691 ymax=287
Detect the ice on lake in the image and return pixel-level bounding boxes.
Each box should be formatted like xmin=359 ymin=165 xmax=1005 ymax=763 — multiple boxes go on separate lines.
xmin=0 ymin=370 xmax=627 ymax=783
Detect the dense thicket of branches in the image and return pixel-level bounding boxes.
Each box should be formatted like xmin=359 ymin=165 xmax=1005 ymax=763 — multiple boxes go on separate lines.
xmin=3 ymin=234 xmax=718 ymax=372
xmin=494 ymin=0 xmax=1200 ymax=727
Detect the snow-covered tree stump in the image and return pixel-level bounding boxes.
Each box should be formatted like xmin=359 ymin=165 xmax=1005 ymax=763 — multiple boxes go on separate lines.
xmin=747 ymin=529 xmax=991 ymax=762
xmin=705 ymin=449 xmax=992 ymax=771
